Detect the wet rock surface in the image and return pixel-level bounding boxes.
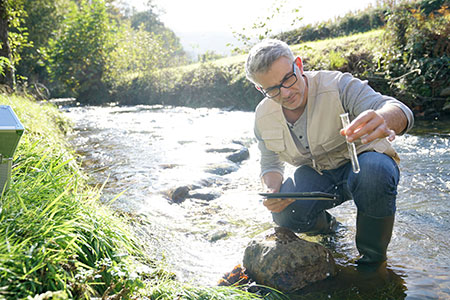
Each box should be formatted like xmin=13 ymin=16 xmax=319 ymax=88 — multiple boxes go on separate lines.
xmin=206 ymin=143 xmax=250 ymax=164
xmin=169 ymin=186 xmax=191 ymax=203
xmin=204 ymin=162 xmax=238 ymax=175
xmin=167 ymin=185 xmax=222 ymax=203
xmin=243 ymin=227 xmax=337 ymax=293
xmin=226 ymin=147 xmax=250 ymax=163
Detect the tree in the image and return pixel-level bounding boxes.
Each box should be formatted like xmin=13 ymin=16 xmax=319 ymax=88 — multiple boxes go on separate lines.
xmin=45 ymin=0 xmax=116 ymax=103
xmin=0 ymin=0 xmax=15 ymax=89
xmin=16 ymin=0 xmax=70 ymax=84
xmin=103 ymin=23 xmax=173 ymax=88
xmin=130 ymin=8 xmax=186 ymax=65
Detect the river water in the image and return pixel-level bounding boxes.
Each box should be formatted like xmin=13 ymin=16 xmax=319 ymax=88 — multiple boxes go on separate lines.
xmin=65 ymin=105 xmax=449 ymax=299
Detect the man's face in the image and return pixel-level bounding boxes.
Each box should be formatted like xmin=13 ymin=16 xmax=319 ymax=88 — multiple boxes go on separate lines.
xmin=254 ymin=56 xmax=308 ymax=112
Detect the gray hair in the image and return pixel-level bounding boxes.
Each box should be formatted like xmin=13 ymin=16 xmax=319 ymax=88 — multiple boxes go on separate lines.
xmin=245 ymin=39 xmax=295 ymax=84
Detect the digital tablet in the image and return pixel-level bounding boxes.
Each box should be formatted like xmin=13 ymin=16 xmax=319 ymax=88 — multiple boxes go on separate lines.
xmin=259 ymin=192 xmax=338 ymax=200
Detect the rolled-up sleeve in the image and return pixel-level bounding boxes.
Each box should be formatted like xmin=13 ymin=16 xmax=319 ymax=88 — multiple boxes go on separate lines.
xmin=339 ymin=73 xmax=414 ymax=134
xmin=254 ymin=126 xmax=285 ymax=177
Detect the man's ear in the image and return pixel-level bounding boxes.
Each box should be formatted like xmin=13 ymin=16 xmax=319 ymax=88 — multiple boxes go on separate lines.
xmin=295 ymin=57 xmax=304 ymax=74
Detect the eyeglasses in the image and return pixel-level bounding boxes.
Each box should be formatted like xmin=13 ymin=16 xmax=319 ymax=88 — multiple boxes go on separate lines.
xmin=258 ymin=62 xmax=298 ymax=98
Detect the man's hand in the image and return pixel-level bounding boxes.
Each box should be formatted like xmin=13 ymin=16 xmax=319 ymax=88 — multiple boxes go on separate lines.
xmin=263 ymin=197 xmax=295 ymax=213
xmin=260 ymin=172 xmax=289 ymax=212
xmin=340 ymin=109 xmax=396 ymax=144
xmin=261 ymin=172 xmax=295 ymax=213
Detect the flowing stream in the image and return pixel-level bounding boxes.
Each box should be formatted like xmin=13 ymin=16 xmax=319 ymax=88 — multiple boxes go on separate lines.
xmin=65 ymin=105 xmax=449 ymax=299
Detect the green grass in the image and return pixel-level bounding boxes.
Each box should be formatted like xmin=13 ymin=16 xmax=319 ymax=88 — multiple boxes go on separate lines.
xmin=0 ymin=94 xmax=144 ymax=298
xmin=177 ymin=29 xmax=384 ymax=72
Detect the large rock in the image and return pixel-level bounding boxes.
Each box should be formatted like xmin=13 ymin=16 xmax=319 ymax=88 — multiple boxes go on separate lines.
xmin=243 ymin=227 xmax=337 ymax=293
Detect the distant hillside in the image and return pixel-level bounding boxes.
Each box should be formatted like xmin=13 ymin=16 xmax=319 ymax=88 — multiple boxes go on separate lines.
xmin=274 ymin=0 xmax=447 ymax=45
xmin=112 ymin=30 xmax=386 ymax=110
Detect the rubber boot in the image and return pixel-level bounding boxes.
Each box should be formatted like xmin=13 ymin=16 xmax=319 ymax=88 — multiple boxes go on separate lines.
xmin=306 ymin=211 xmax=337 ymax=235
xmin=355 ymin=211 xmax=395 ymax=264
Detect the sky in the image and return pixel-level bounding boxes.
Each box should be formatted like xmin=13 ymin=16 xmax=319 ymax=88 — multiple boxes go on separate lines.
xmin=127 ymin=0 xmax=380 ymax=56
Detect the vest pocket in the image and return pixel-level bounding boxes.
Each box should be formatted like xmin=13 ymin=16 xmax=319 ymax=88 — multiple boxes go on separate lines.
xmin=262 ymin=129 xmax=286 ymax=152
xmin=321 ymin=135 xmax=347 ymax=152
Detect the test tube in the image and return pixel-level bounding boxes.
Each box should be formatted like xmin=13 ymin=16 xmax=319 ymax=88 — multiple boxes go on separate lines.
xmin=340 ymin=113 xmax=360 ymax=174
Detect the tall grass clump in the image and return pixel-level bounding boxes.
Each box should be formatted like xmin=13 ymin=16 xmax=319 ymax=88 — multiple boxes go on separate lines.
xmin=0 ymin=94 xmax=144 ymax=299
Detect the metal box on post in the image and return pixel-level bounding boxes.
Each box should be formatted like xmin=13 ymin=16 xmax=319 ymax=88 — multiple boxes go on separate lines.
xmin=0 ymin=105 xmax=25 ymax=192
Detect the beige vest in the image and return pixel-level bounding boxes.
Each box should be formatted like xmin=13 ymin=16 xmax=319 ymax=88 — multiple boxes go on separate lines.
xmin=255 ymin=71 xmax=399 ymax=172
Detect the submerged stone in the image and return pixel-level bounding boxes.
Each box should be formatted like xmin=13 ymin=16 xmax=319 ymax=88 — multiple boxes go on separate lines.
xmin=226 ymin=147 xmax=250 ymax=163
xmin=169 ymin=186 xmax=190 ymax=203
xmin=204 ymin=163 xmax=238 ymax=175
xmin=190 ymin=191 xmax=220 ymax=201
xmin=243 ymin=227 xmax=337 ymax=293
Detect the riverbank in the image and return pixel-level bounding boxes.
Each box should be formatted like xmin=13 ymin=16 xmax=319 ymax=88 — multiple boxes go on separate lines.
xmin=111 ymin=30 xmax=385 ymax=111
xmin=0 ymin=94 xmax=264 ymax=299
xmin=109 ymin=28 xmax=449 ymax=119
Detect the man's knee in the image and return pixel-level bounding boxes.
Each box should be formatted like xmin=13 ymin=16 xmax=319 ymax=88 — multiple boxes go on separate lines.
xmin=350 ymin=152 xmax=399 ymax=217
xmin=363 ymin=152 xmax=398 ymax=179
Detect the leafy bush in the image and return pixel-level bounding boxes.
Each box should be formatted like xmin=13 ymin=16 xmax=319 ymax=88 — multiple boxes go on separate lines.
xmin=44 ymin=0 xmax=115 ymax=104
xmin=275 ymin=6 xmax=386 ymax=44
xmin=381 ymin=1 xmax=450 ymax=114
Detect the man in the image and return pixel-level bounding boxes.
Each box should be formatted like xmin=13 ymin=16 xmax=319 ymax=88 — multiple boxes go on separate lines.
xmin=246 ymin=39 xmax=414 ymax=264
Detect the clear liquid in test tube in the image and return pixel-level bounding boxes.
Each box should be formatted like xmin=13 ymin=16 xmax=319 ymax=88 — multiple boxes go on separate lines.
xmin=340 ymin=113 xmax=360 ymax=174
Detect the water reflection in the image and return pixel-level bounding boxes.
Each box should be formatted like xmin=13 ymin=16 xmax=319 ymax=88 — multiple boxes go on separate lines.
xmin=65 ymin=106 xmax=450 ymax=299
xmin=290 ymin=263 xmax=407 ymax=299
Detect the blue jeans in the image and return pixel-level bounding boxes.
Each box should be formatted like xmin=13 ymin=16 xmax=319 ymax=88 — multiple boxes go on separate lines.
xmin=272 ymin=152 xmax=400 ymax=233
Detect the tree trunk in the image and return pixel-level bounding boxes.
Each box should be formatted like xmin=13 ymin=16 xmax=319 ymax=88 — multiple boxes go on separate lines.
xmin=0 ymin=0 xmax=15 ymax=89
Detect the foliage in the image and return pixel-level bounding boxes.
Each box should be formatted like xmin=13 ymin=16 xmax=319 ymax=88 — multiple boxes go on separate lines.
xmin=130 ymin=8 xmax=186 ymax=64
xmin=16 ymin=0 xmax=71 ymax=84
xmin=33 ymin=0 xmax=187 ymax=104
xmin=0 ymin=94 xmax=145 ymax=298
xmin=44 ymin=0 xmax=116 ymax=104
xmin=0 ymin=0 xmax=31 ymax=87
xmin=198 ymin=50 xmax=225 ymax=63
xmin=381 ymin=0 xmax=450 ymax=115
xmin=0 ymin=56 xmax=11 ymax=77
xmin=2 ymin=0 xmax=31 ymax=69
xmin=103 ymin=22 xmax=173 ymax=90
xmin=288 ymin=30 xmax=384 ymax=75
xmin=228 ymin=0 xmax=303 ymax=54
xmin=273 ymin=1 xmax=445 ymax=45
xmin=274 ymin=5 xmax=386 ymax=45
